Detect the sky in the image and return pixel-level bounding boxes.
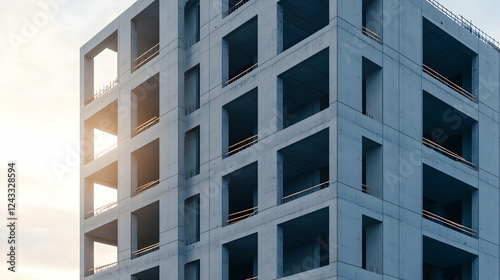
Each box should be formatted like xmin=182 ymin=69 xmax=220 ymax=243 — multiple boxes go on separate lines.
xmin=0 ymin=0 xmax=498 ymax=279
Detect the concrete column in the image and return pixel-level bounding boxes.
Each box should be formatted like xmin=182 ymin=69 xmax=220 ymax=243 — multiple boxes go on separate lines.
xmin=83 ymin=180 xmax=94 ymax=214
xmin=258 ymin=0 xmax=278 ymax=63
xmin=83 ymin=56 xmax=94 ymax=101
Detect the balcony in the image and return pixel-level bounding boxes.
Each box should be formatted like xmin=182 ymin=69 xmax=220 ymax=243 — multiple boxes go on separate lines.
xmin=132 ymin=74 xmax=159 ymax=137
xmin=87 ymin=143 xmax=117 ymax=163
xmin=132 ymin=243 xmax=160 ymax=258
xmin=85 ymin=262 xmax=118 ymax=277
xmin=84 ymin=101 xmax=118 ymax=164
xmin=131 ymin=0 xmax=159 ymax=72
xmin=362 ymin=26 xmax=381 ymax=43
xmin=422 ymin=138 xmax=476 ymax=169
xmin=228 ymin=0 xmax=250 ymax=15
xmin=133 ymin=43 xmax=160 ymax=71
xmin=132 ymin=266 xmax=159 ymax=280
xmin=136 ymin=179 xmax=160 ymax=195
xmin=223 ymin=162 xmax=258 ymax=226
xmin=132 ymin=139 xmax=160 ymax=196
xmin=227 ymin=134 xmax=258 ymax=156
xmin=280 ymin=129 xmax=329 ymax=203
xmin=223 ymin=233 xmax=258 ymax=280
xmin=85 ymin=201 xmax=117 ymax=219
xmin=225 ymin=63 xmax=258 ymax=86
xmin=85 ymin=78 xmax=118 ymax=105
xmin=135 ymin=116 xmax=159 ymax=136
xmin=423 ymin=18 xmax=477 ymax=102
xmin=423 ymin=210 xmax=476 ymax=237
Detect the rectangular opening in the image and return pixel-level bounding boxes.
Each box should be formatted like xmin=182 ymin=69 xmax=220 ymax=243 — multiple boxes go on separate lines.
xmin=223 ymin=17 xmax=258 ymax=86
xmin=362 ymin=137 xmax=382 ymax=198
xmin=423 ymin=236 xmax=477 ymax=280
xmin=226 ymin=0 xmax=251 ymax=16
xmin=423 ymin=164 xmax=477 ymax=237
xmin=185 ymin=260 xmax=200 ymax=280
xmin=279 ymin=0 xmax=329 ymax=52
xmin=185 ymin=64 xmax=200 ymax=115
xmin=132 ymin=1 xmax=160 ymax=71
xmin=84 ymin=220 xmax=118 ymax=277
xmin=132 ymin=139 xmax=160 ymax=196
xmin=280 ymin=129 xmax=329 ymax=203
xmin=223 ymin=88 xmax=258 ymax=157
xmin=423 ymin=18 xmax=477 ymax=102
xmin=84 ymin=101 xmax=118 ymax=163
xmin=422 ymin=92 xmax=477 ymax=169
xmin=132 ymin=74 xmax=160 ymax=136
xmin=131 ymin=266 xmax=159 ymax=280
xmin=279 ymin=48 xmax=329 ymax=129
xmin=185 ymin=127 xmax=200 ymax=179
xmin=84 ymin=31 xmax=119 ymax=104
xmin=184 ymin=195 xmax=200 ymax=245
xmin=185 ymin=0 xmax=200 ymax=48
xmin=84 ymin=161 xmax=118 ymax=218
xmin=279 ymin=208 xmax=329 ymax=277
xmin=362 ymin=0 xmax=382 ymax=42
xmin=362 ymin=57 xmax=382 ymax=121
xmin=362 ymin=215 xmax=382 ymax=274
xmin=131 ymin=202 xmax=160 ymax=259
xmin=223 ymin=162 xmax=258 ymax=226
xmin=223 ymin=233 xmax=258 ymax=280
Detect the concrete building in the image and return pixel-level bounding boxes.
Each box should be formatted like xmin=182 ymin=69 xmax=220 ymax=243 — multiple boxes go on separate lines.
xmin=79 ymin=0 xmax=500 ymax=279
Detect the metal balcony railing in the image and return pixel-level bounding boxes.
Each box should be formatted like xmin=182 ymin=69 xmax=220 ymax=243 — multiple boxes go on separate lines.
xmin=132 ymin=243 xmax=160 ymax=259
xmin=87 ymin=143 xmax=118 ymax=163
xmin=226 ymin=134 xmax=258 ymax=156
xmin=135 ymin=179 xmax=160 ymax=195
xmin=134 ymin=116 xmax=159 ymax=136
xmin=422 ymin=210 xmax=477 ymax=237
xmin=426 ymin=0 xmax=500 ymax=52
xmin=85 ymin=262 xmax=118 ymax=276
xmin=362 ymin=184 xmax=371 ymax=194
xmin=85 ymin=201 xmax=118 ymax=219
xmin=227 ymin=206 xmax=258 ymax=225
xmin=85 ymin=78 xmax=119 ymax=105
xmin=422 ymin=64 xmax=476 ymax=102
xmin=422 ymin=138 xmax=476 ymax=170
xmin=362 ymin=26 xmax=382 ymax=43
xmin=133 ymin=43 xmax=160 ymax=71
xmin=245 ymin=277 xmax=258 ymax=280
xmin=282 ymin=181 xmax=329 ymax=204
xmin=228 ymin=0 xmax=250 ymax=15
xmin=225 ymin=63 xmax=258 ymax=85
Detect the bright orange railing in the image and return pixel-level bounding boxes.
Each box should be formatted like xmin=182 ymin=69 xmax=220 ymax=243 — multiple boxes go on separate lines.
xmin=226 ymin=134 xmax=258 ymax=156
xmin=225 ymin=63 xmax=258 ymax=85
xmin=282 ymin=181 xmax=329 ymax=203
xmin=227 ymin=206 xmax=258 ymax=224
xmin=422 ymin=138 xmax=476 ymax=170
xmin=362 ymin=26 xmax=381 ymax=43
xmin=423 ymin=209 xmax=477 ymax=237
xmin=132 ymin=243 xmax=160 ymax=258
xmin=362 ymin=184 xmax=371 ymax=194
xmin=133 ymin=43 xmax=160 ymax=71
xmin=423 ymin=64 xmax=476 ymax=102
xmin=229 ymin=0 xmax=250 ymax=14
xmin=134 ymin=116 xmax=159 ymax=135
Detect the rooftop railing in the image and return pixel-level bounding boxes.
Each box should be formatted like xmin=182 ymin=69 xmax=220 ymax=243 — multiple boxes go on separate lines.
xmin=426 ymin=0 xmax=500 ymax=52
xmin=228 ymin=0 xmax=250 ymax=15
xmin=422 ymin=138 xmax=476 ymax=170
xmin=85 ymin=78 xmax=119 ymax=105
xmin=133 ymin=43 xmax=160 ymax=71
xmin=362 ymin=184 xmax=371 ymax=194
xmin=225 ymin=63 xmax=258 ymax=85
xmin=134 ymin=116 xmax=159 ymax=136
xmin=85 ymin=201 xmax=118 ymax=219
xmin=87 ymin=143 xmax=117 ymax=163
xmin=135 ymin=179 xmax=160 ymax=195
xmin=226 ymin=134 xmax=258 ymax=156
xmin=422 ymin=209 xmax=477 ymax=237
xmin=227 ymin=206 xmax=258 ymax=225
xmin=85 ymin=262 xmax=118 ymax=276
xmin=422 ymin=64 xmax=476 ymax=102
xmin=132 ymin=243 xmax=160 ymax=259
xmin=362 ymin=26 xmax=382 ymax=43
xmin=282 ymin=181 xmax=329 ymax=204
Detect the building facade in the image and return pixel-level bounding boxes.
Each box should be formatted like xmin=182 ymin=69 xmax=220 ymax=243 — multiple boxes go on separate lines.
xmin=80 ymin=0 xmax=500 ymax=279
